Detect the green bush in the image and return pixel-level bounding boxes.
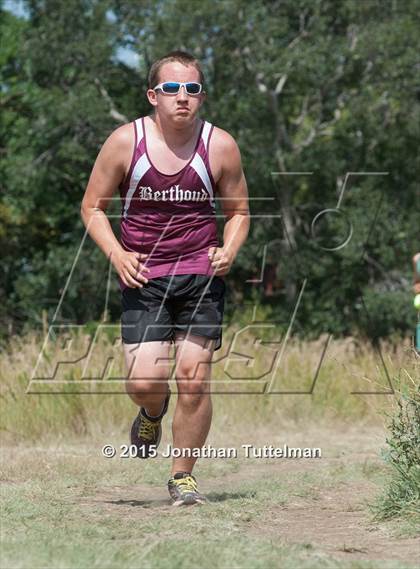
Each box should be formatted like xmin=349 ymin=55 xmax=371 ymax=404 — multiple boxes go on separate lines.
xmin=375 ymin=370 xmax=420 ymax=520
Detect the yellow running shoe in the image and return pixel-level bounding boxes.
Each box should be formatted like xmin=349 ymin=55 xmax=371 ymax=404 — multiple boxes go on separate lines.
xmin=130 ymin=389 xmax=171 ymax=459
xmin=167 ymin=472 xmax=208 ymax=506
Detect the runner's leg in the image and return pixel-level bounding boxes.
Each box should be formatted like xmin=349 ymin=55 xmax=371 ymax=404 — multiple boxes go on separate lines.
xmin=123 ymin=340 xmax=171 ymax=416
xmin=171 ymin=332 xmax=216 ymax=474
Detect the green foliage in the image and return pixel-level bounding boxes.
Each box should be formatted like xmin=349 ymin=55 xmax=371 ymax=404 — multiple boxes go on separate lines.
xmin=1 ymin=0 xmax=419 ymax=343
xmin=375 ymin=376 xmax=420 ymax=521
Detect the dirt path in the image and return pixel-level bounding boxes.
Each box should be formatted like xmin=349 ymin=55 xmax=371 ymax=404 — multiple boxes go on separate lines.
xmin=2 ymin=426 xmax=419 ymax=568
xmin=64 ymin=426 xmax=419 ymax=567
xmin=72 ymin=467 xmax=418 ymax=566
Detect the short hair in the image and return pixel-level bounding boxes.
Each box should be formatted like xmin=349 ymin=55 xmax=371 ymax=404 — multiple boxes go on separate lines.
xmin=148 ymin=50 xmax=204 ymax=89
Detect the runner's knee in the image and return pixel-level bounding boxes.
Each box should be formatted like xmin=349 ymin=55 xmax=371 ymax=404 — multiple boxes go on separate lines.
xmin=177 ymin=371 xmax=210 ymax=407
xmin=125 ymin=366 xmax=169 ymax=396
xmin=126 ymin=380 xmax=168 ymax=397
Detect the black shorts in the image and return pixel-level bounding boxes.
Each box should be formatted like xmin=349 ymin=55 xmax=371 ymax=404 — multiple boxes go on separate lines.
xmin=121 ymin=274 xmax=226 ymax=351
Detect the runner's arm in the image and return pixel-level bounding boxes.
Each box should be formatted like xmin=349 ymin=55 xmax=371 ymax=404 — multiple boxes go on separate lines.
xmin=216 ymin=132 xmax=250 ymax=259
xmin=80 ymin=125 xmax=132 ymax=262
xmin=81 ymin=125 xmax=149 ymax=288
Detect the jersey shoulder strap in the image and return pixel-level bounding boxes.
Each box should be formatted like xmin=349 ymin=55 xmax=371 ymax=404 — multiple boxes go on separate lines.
xmin=200 ymin=120 xmax=214 ymax=153
xmin=133 ymin=117 xmax=145 ymax=148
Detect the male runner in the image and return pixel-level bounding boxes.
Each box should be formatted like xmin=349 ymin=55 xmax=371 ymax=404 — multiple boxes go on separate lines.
xmin=81 ymin=50 xmax=249 ymax=505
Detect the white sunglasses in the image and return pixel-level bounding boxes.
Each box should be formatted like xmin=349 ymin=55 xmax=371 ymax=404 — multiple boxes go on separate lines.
xmin=153 ymin=81 xmax=203 ymax=96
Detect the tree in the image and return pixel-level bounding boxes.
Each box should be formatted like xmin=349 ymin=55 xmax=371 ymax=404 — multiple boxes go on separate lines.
xmin=1 ymin=0 xmax=419 ymax=343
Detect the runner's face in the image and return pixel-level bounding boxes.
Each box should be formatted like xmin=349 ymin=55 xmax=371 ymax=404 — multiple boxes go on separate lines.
xmin=147 ymin=62 xmax=205 ymax=124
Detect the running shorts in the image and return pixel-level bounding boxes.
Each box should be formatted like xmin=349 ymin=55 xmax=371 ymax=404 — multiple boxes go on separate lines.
xmin=121 ymin=274 xmax=226 ymax=351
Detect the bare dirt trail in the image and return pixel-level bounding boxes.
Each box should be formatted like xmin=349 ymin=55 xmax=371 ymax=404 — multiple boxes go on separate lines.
xmin=66 ymin=425 xmax=419 ymax=567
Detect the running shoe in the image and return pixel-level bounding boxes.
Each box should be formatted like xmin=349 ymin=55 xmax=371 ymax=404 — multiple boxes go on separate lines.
xmin=167 ymin=472 xmax=208 ymax=506
xmin=130 ymin=389 xmax=171 ymax=458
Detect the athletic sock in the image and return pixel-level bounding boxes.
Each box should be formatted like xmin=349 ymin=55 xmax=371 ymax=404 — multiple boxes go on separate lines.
xmin=173 ymin=472 xmax=192 ymax=479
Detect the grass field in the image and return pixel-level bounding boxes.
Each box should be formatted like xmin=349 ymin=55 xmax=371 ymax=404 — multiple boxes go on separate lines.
xmin=1 ymin=328 xmax=419 ymax=568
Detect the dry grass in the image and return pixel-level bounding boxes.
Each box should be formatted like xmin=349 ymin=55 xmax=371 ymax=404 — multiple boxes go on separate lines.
xmin=0 ymin=322 xmax=417 ymax=444
xmin=1 ymin=326 xmax=419 ymax=569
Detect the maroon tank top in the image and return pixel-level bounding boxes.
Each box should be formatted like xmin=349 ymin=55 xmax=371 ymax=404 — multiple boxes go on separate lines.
xmin=118 ymin=116 xmax=220 ymax=290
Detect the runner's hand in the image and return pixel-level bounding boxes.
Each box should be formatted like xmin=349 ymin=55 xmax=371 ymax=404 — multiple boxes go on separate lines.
xmin=112 ymin=250 xmax=150 ymax=288
xmin=208 ymin=246 xmax=234 ymax=276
